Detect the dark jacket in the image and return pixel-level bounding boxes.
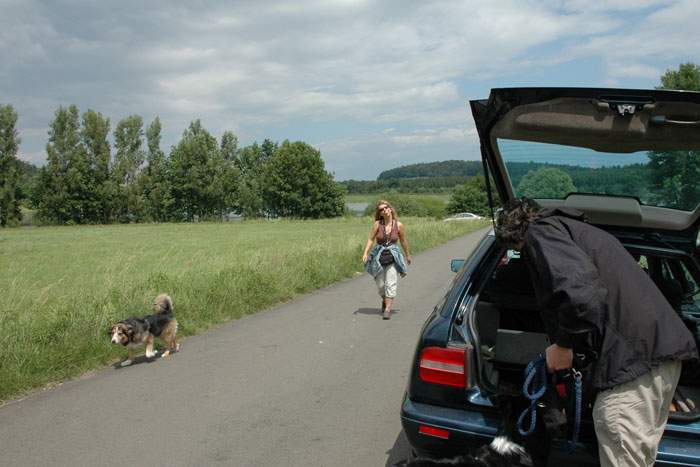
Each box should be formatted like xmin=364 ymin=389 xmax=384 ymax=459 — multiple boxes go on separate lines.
xmin=523 ymin=208 xmax=698 ymax=390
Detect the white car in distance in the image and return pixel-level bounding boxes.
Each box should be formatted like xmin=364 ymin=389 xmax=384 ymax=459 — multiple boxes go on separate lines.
xmin=444 ymin=212 xmax=483 ymax=221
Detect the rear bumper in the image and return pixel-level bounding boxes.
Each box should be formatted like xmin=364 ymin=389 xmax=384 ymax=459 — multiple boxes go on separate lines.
xmin=658 ymin=429 xmax=700 ymax=466
xmin=401 ymin=395 xmax=700 ymax=465
xmin=400 ymin=395 xmax=500 ymax=458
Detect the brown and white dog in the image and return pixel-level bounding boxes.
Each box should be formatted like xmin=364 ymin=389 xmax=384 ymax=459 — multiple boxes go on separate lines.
xmin=109 ymin=293 xmax=179 ymax=367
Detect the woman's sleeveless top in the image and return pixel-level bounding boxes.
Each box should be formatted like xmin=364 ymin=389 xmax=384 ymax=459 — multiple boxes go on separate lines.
xmin=376 ymin=220 xmax=398 ymax=245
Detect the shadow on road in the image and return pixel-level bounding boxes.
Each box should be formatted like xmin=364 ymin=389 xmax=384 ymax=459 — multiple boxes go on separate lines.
xmin=385 ymin=429 xmax=412 ymax=466
xmin=353 ymin=307 xmax=400 ymax=316
xmin=353 ymin=307 xmax=383 ymax=316
xmin=111 ymin=354 xmax=159 ymax=370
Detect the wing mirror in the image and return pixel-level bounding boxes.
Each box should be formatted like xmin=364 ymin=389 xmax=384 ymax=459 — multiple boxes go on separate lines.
xmin=450 ymin=259 xmax=465 ymax=273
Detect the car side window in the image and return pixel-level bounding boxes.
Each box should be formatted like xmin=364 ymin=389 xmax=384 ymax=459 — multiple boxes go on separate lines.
xmin=637 ymin=254 xmax=700 ymax=310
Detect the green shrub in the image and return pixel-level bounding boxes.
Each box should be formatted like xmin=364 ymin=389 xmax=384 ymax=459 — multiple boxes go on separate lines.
xmin=363 ymin=193 xmax=446 ymax=218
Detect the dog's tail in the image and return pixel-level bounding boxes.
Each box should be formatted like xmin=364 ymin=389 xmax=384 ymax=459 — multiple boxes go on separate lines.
xmin=154 ymin=293 xmax=174 ymax=315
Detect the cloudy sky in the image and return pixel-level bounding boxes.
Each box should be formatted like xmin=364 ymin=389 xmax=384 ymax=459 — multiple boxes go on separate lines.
xmin=3 ymin=0 xmax=700 ymax=180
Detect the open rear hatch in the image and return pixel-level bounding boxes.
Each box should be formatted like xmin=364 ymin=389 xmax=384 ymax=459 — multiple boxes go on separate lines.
xmin=467 ymin=88 xmax=700 ymax=443
xmin=470 ymin=87 xmax=700 ymax=251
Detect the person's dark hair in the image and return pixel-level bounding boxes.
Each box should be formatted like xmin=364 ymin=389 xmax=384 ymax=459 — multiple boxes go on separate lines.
xmin=495 ymin=197 xmax=541 ymax=247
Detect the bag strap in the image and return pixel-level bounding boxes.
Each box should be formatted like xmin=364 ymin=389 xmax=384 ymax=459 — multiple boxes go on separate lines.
xmin=382 ymin=220 xmax=394 ymax=247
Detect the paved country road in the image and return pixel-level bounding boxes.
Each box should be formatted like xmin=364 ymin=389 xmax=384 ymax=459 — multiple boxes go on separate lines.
xmin=0 ymin=229 xmax=488 ymax=467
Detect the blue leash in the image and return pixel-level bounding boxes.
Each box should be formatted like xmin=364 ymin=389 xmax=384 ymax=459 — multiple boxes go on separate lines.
xmin=516 ymin=355 xmax=583 ymax=448
xmin=517 ymin=355 xmax=547 ymax=436
xmin=571 ymin=369 xmax=583 ymax=446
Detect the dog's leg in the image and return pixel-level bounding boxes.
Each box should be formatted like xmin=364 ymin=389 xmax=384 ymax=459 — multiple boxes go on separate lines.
xmin=145 ymin=334 xmax=156 ymax=358
xmin=161 ymin=321 xmax=179 ymax=358
xmin=121 ymin=348 xmax=135 ymax=367
xmin=171 ymin=320 xmax=180 ymax=352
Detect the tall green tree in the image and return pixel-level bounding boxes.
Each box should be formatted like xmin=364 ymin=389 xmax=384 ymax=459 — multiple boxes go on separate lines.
xmin=447 ymin=176 xmax=490 ymax=216
xmin=648 ymin=62 xmax=700 ymax=210
xmin=112 ymin=115 xmax=146 ymax=222
xmin=34 ymin=105 xmax=83 ymax=224
xmin=260 ymin=138 xmax=277 ymax=162
xmin=220 ymin=131 xmax=239 ymax=161
xmin=517 ymin=167 xmax=576 ymax=199
xmin=143 ymin=117 xmax=171 ymax=221
xmin=658 ymin=62 xmax=700 ymax=91
xmin=262 ymin=140 xmax=344 ymax=218
xmin=236 ymin=142 xmax=266 ymax=218
xmin=169 ymin=120 xmax=220 ymax=221
xmin=0 ymin=104 xmax=22 ymax=226
xmin=217 ymin=131 xmax=241 ymax=217
xmin=81 ymin=110 xmax=112 ymax=223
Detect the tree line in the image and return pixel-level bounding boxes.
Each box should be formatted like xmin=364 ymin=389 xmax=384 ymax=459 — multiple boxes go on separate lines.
xmin=377 ymin=160 xmax=484 ymax=180
xmin=0 ymin=105 xmax=344 ymax=226
xmin=339 ymin=175 xmax=470 ymax=194
xmin=447 ymin=160 xmax=697 ymax=215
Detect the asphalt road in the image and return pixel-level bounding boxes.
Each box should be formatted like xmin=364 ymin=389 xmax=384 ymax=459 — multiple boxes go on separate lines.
xmin=0 ymin=228 xmax=488 ymax=467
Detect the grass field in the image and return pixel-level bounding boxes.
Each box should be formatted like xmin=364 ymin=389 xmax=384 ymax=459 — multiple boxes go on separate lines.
xmin=0 ymin=217 xmax=488 ymax=402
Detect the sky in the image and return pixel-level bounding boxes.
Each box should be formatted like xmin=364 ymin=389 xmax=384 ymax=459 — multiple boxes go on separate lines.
xmin=2 ymin=0 xmax=700 ymax=180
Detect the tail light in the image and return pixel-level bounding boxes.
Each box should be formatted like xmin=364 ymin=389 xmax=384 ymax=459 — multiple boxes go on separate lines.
xmin=418 ymin=425 xmax=450 ymax=439
xmin=418 ymin=346 xmax=466 ymax=388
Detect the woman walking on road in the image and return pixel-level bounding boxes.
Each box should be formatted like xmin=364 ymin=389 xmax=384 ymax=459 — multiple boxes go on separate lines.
xmin=362 ymin=200 xmax=412 ymax=319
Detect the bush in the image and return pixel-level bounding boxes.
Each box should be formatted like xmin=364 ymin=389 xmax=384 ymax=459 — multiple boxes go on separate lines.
xmin=362 ymin=193 xmax=446 ymax=218
xmin=447 ymin=176 xmax=490 ymax=216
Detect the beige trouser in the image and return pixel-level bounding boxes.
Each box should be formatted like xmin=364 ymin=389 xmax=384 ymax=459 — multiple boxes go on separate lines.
xmin=593 ymin=360 xmax=682 ymax=467
xmin=375 ymin=264 xmax=398 ymax=298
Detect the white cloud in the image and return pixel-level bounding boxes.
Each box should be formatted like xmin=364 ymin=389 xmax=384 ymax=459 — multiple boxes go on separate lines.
xmin=2 ymin=0 xmax=698 ymax=178
xmin=561 ymin=0 xmax=700 ymax=82
xmin=559 ymin=0 xmax=674 ymax=12
xmin=391 ymin=128 xmax=468 ymax=145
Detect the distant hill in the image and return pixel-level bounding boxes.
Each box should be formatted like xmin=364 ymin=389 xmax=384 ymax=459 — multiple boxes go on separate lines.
xmin=377 ymin=160 xmax=483 ymax=180
xmin=340 ymin=159 xmax=650 ymax=197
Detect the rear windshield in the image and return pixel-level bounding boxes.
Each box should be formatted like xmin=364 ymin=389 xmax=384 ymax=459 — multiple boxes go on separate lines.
xmin=497 ymin=138 xmax=700 ymax=211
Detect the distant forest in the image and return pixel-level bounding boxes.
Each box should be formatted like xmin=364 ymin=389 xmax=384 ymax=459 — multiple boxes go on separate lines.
xmin=378 ymin=160 xmax=483 ymax=179
xmin=340 ymin=160 xmax=480 ymax=193
xmin=340 ymin=159 xmax=650 ymax=198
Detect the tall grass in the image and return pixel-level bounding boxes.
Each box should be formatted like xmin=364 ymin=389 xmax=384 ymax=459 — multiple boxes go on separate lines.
xmin=0 ymin=217 xmax=487 ymax=402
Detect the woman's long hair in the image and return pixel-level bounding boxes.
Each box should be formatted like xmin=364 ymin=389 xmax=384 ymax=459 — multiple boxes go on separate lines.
xmin=374 ymin=199 xmax=398 ymax=222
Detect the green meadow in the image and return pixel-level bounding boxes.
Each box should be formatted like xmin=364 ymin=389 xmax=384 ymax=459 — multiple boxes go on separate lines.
xmin=0 ymin=217 xmax=487 ymax=402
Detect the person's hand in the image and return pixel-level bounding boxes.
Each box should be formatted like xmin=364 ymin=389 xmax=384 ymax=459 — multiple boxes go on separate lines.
xmin=362 ymin=253 xmax=368 ymax=263
xmin=406 ymin=254 xmax=412 ymax=265
xmin=545 ymin=343 xmax=573 ymax=373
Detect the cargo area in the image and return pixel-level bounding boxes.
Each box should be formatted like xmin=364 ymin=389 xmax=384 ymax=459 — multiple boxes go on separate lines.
xmin=471 ymin=243 xmax=700 ymax=439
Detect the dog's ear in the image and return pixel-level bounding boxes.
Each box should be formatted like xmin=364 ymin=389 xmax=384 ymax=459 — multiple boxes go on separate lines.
xmin=124 ymin=324 xmax=135 ymax=338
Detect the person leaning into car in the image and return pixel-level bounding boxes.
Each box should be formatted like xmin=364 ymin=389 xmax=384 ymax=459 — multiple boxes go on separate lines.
xmin=362 ymin=200 xmax=412 ymax=320
xmin=495 ymin=197 xmax=698 ymax=467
